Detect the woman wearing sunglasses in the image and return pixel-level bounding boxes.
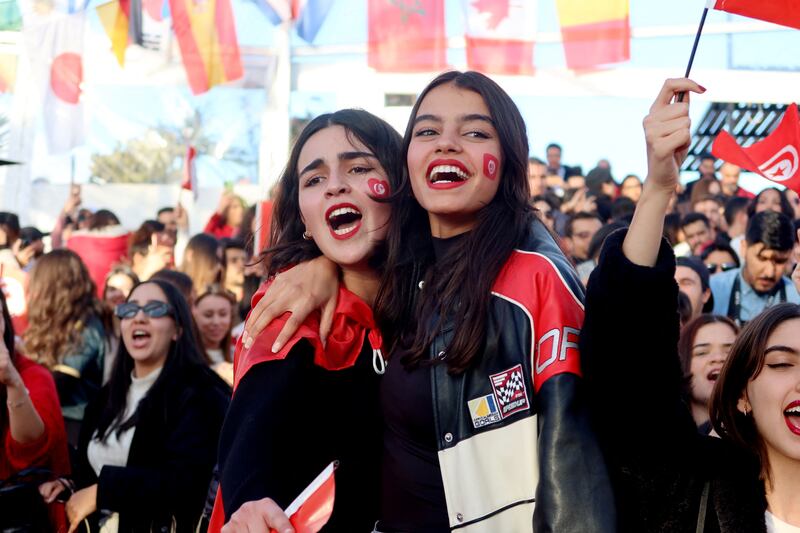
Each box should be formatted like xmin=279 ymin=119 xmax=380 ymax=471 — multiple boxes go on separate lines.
xmin=39 ymin=280 xmax=230 ymax=533
xmin=700 ymin=242 xmax=740 ymax=274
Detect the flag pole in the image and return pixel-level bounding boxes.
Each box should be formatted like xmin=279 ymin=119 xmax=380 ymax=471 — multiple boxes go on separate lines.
xmin=677 ymin=6 xmax=710 ymax=102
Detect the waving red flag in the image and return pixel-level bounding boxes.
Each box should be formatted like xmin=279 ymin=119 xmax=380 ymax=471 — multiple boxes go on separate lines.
xmin=464 ymin=0 xmax=537 ymax=75
xmin=709 ymin=0 xmax=800 ymax=31
xmin=368 ymin=0 xmax=447 ymax=72
xmin=712 ymin=104 xmax=800 ymax=193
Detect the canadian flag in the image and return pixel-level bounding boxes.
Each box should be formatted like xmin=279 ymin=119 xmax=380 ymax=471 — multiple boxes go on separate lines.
xmin=463 ymin=0 xmax=536 ymax=75
xmin=712 ymin=104 xmax=800 ymax=194
xmin=23 ymin=9 xmax=86 ymax=154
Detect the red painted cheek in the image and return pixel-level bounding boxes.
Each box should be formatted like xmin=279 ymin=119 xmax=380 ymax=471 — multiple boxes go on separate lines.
xmin=483 ymin=154 xmax=499 ymax=180
xmin=368 ymin=178 xmax=391 ymax=198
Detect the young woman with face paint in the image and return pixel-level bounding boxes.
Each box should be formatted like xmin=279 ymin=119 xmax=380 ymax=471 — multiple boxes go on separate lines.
xmin=210 ymin=109 xmax=403 ymax=533
xmin=238 ymin=72 xmax=614 ymax=533
xmin=581 ymin=78 xmax=800 ymax=532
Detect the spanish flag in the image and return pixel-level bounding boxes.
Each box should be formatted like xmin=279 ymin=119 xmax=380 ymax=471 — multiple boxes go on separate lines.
xmin=96 ymin=0 xmax=131 ymax=67
xmin=556 ymin=0 xmax=630 ymax=70
xmin=168 ymin=0 xmax=243 ymax=94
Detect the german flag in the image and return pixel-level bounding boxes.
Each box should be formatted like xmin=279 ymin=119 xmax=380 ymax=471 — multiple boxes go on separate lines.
xmin=96 ymin=0 xmax=132 ymax=67
xmin=168 ymin=0 xmax=243 ymax=94
xmin=556 ymin=0 xmax=630 ymax=70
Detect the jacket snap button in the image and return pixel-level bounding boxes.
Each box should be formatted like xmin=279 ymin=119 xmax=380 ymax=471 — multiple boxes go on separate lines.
xmin=456 ymin=513 xmax=464 ymax=522
xmin=437 ymin=350 xmax=446 ymax=360
xmin=444 ymin=432 xmax=453 ymax=443
xmin=418 ymin=280 xmax=425 ymax=289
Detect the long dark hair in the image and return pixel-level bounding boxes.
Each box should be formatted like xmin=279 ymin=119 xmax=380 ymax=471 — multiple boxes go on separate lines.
xmin=710 ymin=303 xmax=800 ymax=484
xmin=95 ymin=280 xmax=208 ymax=442
xmin=262 ymin=109 xmax=404 ymax=276
xmin=374 ymin=71 xmax=536 ymax=373
xmin=1 ymin=290 xmax=16 ymax=429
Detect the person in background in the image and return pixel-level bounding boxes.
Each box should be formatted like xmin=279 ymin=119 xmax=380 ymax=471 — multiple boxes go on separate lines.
xmin=23 ymin=250 xmax=114 ymax=445
xmin=718 ymin=162 xmax=754 ymax=199
xmin=724 ymin=196 xmax=750 ymax=261
xmin=691 ymin=189 xmax=725 ymax=236
xmin=700 ymin=242 xmax=740 ymax=275
xmin=675 ymin=256 xmax=714 ymax=321
xmin=1 ymin=290 xmax=70 ymax=483
xmin=14 ymin=227 xmax=47 ymax=271
xmin=527 ymin=157 xmax=548 ymax=197
xmin=66 ymin=209 xmax=130 ymax=293
xmin=221 ymin=239 xmax=247 ymax=303
xmin=0 ymin=211 xmax=22 ymax=269
xmin=205 ymin=192 xmax=246 ymax=239
xmin=150 ymin=269 xmax=197 ymax=308
xmin=38 ymin=280 xmax=230 ymax=532
xmin=532 ymin=194 xmax=557 ymax=232
xmin=748 ymin=187 xmax=795 ymax=222
xmin=710 ymin=210 xmax=800 ymax=324
xmin=619 ymin=174 xmax=643 ymax=203
xmin=180 ymin=234 xmax=222 ymax=295
xmin=103 ymin=265 xmax=140 ymax=310
xmin=565 ymin=211 xmax=603 ymax=264
xmin=585 ymin=166 xmax=617 ymax=199
xmin=128 ymin=221 xmax=173 ymax=282
xmin=156 ymin=207 xmax=178 ymax=242
xmin=545 ymin=142 xmax=569 ymax=179
xmin=677 ymin=315 xmax=739 ymax=433
xmin=679 ymin=212 xmax=716 ymax=256
xmin=192 ymin=284 xmax=235 ymax=386
xmin=564 ymin=166 xmax=585 ymax=190
xmin=786 ymin=188 xmax=800 ymax=220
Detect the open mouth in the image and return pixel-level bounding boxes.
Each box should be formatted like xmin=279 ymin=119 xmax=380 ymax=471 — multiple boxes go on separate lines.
xmin=326 ymin=204 xmax=363 ymax=240
xmin=707 ymin=369 xmax=720 ymax=382
xmin=131 ymin=329 xmax=151 ymax=349
xmin=426 ymin=160 xmax=471 ymax=189
xmin=784 ymin=401 xmax=800 ymax=436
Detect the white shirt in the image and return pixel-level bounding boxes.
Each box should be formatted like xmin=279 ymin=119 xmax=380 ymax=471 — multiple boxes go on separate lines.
xmin=87 ymin=367 xmax=162 ymax=476
xmin=766 ymin=511 xmax=800 ymax=533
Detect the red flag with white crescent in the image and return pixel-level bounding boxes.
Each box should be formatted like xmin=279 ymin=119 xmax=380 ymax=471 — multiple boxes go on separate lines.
xmin=712 ymin=104 xmax=800 ymax=194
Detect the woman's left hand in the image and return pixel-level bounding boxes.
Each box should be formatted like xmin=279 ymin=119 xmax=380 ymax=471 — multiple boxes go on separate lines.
xmin=66 ymin=484 xmax=97 ymax=533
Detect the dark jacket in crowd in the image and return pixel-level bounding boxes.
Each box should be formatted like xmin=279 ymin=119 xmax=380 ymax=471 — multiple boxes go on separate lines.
xmin=581 ymin=229 xmax=768 ymax=533
xmin=73 ymin=364 xmax=230 ymax=533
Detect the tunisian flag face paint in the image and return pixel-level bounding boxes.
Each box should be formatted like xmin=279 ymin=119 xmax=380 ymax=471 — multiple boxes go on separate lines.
xmin=368 ymin=178 xmax=391 ymax=198
xmin=483 ymin=153 xmax=500 ymax=180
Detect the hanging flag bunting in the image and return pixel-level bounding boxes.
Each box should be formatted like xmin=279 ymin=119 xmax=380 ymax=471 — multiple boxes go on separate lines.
xmin=0 ymin=0 xmax=22 ymax=30
xmin=250 ymin=0 xmax=290 ymax=25
xmin=464 ymin=0 xmax=536 ymax=76
xmin=708 ymin=0 xmax=800 ymax=31
xmin=168 ymin=0 xmax=243 ymax=94
xmin=712 ymin=104 xmax=800 ymax=194
xmin=292 ymin=0 xmax=334 ymax=43
xmin=555 ymin=0 xmax=630 ymax=70
xmin=96 ymin=0 xmax=131 ymax=66
xmin=368 ymin=0 xmax=447 ymax=72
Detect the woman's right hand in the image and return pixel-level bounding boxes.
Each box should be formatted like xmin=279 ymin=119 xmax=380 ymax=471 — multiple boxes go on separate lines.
xmin=242 ymin=256 xmax=339 ymax=353
xmin=222 ymin=498 xmax=294 ymax=533
xmin=39 ymin=480 xmax=67 ymax=503
xmin=0 ymin=318 xmax=22 ymax=389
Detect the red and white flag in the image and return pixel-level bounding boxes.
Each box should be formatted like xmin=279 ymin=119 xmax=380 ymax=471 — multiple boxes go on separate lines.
xmin=707 ymin=0 xmax=800 ymax=31
xmin=278 ymin=461 xmax=336 ymax=533
xmin=463 ymin=0 xmax=536 ymax=75
xmin=23 ymin=9 xmax=86 ymax=154
xmin=253 ymin=199 xmax=273 ymax=256
xmin=712 ymin=104 xmax=800 ymax=194
xmin=181 ymin=145 xmax=198 ymax=200
xmin=367 ymin=0 xmax=447 ymax=72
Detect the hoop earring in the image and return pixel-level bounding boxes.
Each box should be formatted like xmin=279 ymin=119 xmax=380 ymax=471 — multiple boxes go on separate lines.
xmin=302 ymin=231 xmax=312 ymax=241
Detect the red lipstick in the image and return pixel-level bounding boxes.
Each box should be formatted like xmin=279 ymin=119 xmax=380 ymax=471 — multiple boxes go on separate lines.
xmin=785 ymin=400 xmax=800 ymax=436
xmin=325 ymin=203 xmax=362 ymax=241
xmin=426 ymin=159 xmax=471 ymax=190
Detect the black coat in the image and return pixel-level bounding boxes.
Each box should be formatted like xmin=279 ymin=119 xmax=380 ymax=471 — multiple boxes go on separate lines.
xmin=580 ymin=229 xmax=768 ymax=533
xmin=75 ymin=364 xmax=230 ymax=533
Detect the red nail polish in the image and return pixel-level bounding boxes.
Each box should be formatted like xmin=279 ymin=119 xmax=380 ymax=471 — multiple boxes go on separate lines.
xmin=698 ymin=85 xmax=707 ymax=92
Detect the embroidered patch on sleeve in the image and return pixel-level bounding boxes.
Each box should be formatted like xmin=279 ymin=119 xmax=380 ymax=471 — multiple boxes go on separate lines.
xmin=467 ymin=393 xmax=502 ymax=428
xmin=490 ymin=364 xmax=530 ymax=418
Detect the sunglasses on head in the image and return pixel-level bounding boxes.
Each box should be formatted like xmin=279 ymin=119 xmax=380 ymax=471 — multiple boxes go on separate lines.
xmin=115 ymin=301 xmax=175 ymax=319
xmin=705 ymin=262 xmax=737 ymax=274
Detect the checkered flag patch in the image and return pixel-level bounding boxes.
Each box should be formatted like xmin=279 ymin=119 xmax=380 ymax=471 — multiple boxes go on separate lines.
xmin=495 ymin=370 xmax=524 ymax=404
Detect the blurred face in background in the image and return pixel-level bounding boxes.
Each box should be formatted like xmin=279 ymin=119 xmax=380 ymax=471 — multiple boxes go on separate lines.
xmin=719 ymin=163 xmax=741 ymax=196
xmin=527 ymin=162 xmax=547 ymax=197
xmin=193 ymin=294 xmax=233 ymax=350
xmin=620 ymin=175 xmax=642 ymax=203
xmin=755 ymin=189 xmax=783 ymax=215
xmin=689 ymin=322 xmax=737 ymax=411
xmin=534 ymin=200 xmax=555 ymax=232
xmin=105 ymin=273 xmax=136 ymax=308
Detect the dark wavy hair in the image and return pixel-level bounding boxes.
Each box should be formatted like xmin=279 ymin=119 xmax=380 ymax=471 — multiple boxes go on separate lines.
xmin=374 ymin=71 xmax=536 ymax=373
xmin=261 ymin=108 xmax=404 ymax=275
xmin=95 ymin=279 xmax=209 ymax=442
xmin=710 ymin=303 xmax=800 ymax=484
xmin=0 ymin=290 xmax=17 ymax=429
xmin=748 ymin=187 xmax=795 ymax=221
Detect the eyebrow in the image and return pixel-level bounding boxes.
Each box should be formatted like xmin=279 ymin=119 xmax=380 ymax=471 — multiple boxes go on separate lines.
xmin=299 ymin=152 xmax=376 ymax=177
xmin=413 ymin=113 xmax=494 ymax=126
xmin=764 ymin=345 xmax=799 ymax=356
xmin=692 ymin=342 xmax=734 ymax=349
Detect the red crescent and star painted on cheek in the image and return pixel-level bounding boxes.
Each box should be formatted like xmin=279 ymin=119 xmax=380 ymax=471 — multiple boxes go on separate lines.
xmin=368 ymin=178 xmax=391 ymax=198
xmin=483 ymin=154 xmax=499 ymax=180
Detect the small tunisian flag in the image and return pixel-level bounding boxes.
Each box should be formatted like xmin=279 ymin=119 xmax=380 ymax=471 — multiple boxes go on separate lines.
xmin=368 ymin=0 xmax=447 ymax=72
xmin=712 ymin=104 xmax=800 ymax=194
xmin=555 ymin=0 xmax=630 ymax=70
xmin=707 ymin=0 xmax=800 ymax=31
xmin=168 ymin=0 xmax=243 ymax=94
xmin=181 ymin=145 xmax=198 ymax=200
xmin=464 ymin=0 xmax=536 ymax=75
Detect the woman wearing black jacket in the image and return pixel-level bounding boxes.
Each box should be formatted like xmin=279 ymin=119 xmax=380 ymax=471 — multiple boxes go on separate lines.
xmin=581 ymin=78 xmax=800 ymax=532
xmin=40 ymin=279 xmax=230 ymax=533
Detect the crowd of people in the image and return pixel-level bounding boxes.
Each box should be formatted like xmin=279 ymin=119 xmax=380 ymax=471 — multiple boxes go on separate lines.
xmin=1 ymin=72 xmax=799 ymax=533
